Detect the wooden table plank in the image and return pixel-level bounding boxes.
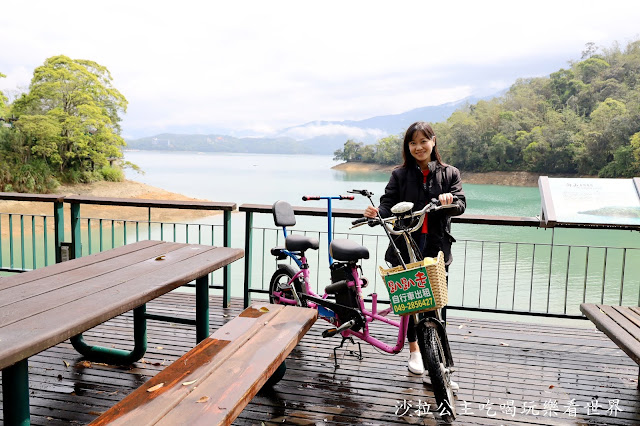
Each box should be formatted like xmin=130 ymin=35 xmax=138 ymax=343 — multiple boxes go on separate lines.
xmin=0 ymin=244 xmax=212 ymax=327
xmin=0 ymin=243 xmax=244 ymax=371
xmin=0 ymin=240 xmax=162 ymax=292
xmin=0 ymin=242 xmax=186 ymax=309
xmin=614 ymin=305 xmax=640 ymax=330
xmin=600 ymin=305 xmax=640 ymax=344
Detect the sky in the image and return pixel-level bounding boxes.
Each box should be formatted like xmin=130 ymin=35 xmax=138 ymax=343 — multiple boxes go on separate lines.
xmin=1 ymin=0 xmax=640 ymax=139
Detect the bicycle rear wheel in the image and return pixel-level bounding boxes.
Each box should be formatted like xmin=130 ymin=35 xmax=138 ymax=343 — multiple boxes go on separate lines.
xmin=417 ymin=324 xmax=456 ymax=422
xmin=269 ymin=265 xmax=306 ymax=306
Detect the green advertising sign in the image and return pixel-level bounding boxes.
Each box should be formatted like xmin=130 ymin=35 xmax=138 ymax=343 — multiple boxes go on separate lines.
xmin=383 ymin=266 xmax=436 ymax=315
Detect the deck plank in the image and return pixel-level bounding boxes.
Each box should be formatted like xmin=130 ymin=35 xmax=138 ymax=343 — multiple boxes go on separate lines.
xmin=1 ymin=293 xmax=639 ymax=425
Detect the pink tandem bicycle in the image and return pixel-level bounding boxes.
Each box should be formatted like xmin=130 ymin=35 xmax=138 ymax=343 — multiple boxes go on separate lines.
xmin=268 ymin=190 xmax=458 ymax=422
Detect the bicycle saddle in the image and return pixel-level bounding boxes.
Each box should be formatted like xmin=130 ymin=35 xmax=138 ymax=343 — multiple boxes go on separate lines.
xmin=329 ymin=238 xmax=369 ymax=261
xmin=285 ymin=234 xmax=319 ymax=252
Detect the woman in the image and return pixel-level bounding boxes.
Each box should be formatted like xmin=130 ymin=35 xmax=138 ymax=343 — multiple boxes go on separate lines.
xmin=364 ymin=121 xmax=466 ymax=375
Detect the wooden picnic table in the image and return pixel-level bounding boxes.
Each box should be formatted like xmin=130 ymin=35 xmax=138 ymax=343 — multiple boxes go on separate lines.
xmin=0 ymin=240 xmax=244 ymax=426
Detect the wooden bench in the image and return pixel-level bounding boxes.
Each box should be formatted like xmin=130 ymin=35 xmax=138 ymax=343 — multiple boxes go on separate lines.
xmin=580 ymin=303 xmax=640 ymax=388
xmin=90 ymin=303 xmax=317 ymax=425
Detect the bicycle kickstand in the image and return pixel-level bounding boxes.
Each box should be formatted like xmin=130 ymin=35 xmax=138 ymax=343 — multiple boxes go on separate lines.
xmin=332 ymin=336 xmax=363 ymax=368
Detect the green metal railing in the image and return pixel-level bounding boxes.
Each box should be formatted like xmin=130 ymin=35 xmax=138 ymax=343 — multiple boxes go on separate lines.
xmin=239 ymin=204 xmax=640 ymax=319
xmin=0 ymin=193 xmax=64 ymax=272
xmin=3 ymin=192 xmax=639 ymax=318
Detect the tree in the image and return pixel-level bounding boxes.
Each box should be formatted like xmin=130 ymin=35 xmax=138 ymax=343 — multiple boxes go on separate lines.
xmin=0 ymin=72 xmax=7 ymax=118
xmin=11 ymin=55 xmax=128 ymax=181
xmin=334 ymin=139 xmax=364 ymax=162
xmin=374 ymin=135 xmax=402 ymax=165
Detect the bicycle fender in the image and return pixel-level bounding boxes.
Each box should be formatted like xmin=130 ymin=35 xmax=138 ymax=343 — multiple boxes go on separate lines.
xmin=421 ymin=317 xmax=454 ymax=367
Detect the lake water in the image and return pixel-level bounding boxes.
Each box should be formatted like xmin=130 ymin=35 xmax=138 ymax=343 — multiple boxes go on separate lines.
xmin=123 ymin=151 xmax=542 ymax=215
xmin=122 ymin=151 xmax=640 ymax=321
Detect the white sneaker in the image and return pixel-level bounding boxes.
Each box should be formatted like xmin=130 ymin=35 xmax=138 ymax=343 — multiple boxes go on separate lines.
xmin=408 ymin=352 xmax=424 ymax=375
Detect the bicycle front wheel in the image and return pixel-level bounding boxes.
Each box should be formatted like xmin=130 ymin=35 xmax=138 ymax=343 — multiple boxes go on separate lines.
xmin=418 ymin=324 xmax=456 ymax=422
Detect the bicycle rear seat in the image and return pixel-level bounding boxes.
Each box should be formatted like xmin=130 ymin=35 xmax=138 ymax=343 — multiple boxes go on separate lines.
xmin=329 ymin=239 xmax=369 ymax=262
xmin=272 ymin=200 xmax=296 ymax=227
xmin=285 ymin=234 xmax=319 ymax=252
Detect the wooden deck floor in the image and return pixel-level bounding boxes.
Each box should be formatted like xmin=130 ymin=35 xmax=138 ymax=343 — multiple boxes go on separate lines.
xmin=1 ymin=292 xmax=639 ymax=425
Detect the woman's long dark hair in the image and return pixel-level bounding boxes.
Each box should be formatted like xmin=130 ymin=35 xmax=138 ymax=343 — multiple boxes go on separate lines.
xmin=401 ymin=121 xmax=444 ymax=168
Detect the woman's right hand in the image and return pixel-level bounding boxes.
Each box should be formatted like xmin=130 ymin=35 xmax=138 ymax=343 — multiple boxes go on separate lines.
xmin=364 ymin=206 xmax=379 ymax=218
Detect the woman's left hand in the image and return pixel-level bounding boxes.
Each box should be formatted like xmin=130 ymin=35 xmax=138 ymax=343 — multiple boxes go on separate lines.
xmin=439 ymin=193 xmax=454 ymax=205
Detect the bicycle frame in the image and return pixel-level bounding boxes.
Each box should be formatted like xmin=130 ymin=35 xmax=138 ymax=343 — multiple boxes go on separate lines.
xmin=271 ymin=250 xmax=412 ymax=354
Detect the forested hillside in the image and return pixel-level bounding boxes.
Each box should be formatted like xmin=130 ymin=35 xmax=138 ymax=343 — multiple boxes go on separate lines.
xmin=335 ymin=41 xmax=640 ymax=178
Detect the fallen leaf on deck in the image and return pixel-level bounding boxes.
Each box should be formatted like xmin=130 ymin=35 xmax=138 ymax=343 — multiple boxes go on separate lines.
xmin=63 ymin=360 xmax=70 ymax=367
xmin=549 ymin=385 xmax=555 ymax=389
xmin=88 ymin=411 xmax=103 ymax=416
xmin=196 ymin=396 xmax=210 ymax=403
xmin=147 ymin=383 xmax=164 ymax=392
xmin=156 ymin=346 xmax=164 ymax=350
xmin=155 ymin=255 xmax=166 ymax=261
xmin=222 ymin=314 xmax=229 ymax=318
xmin=182 ymin=380 xmax=198 ymax=386
xmin=463 ymin=336 xmax=469 ymax=339
xmin=458 ymin=324 xmax=465 ymax=329
xmin=500 ymin=342 xmax=510 ymax=346
xmin=78 ymin=361 xmax=92 ymax=368
xmin=259 ymin=307 xmax=270 ymax=313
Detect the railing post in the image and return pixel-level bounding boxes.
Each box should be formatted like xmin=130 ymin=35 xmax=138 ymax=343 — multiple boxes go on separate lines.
xmin=54 ymin=201 xmax=65 ymax=263
xmin=71 ymin=202 xmax=82 ymax=259
xmin=223 ymin=210 xmax=232 ymax=308
xmin=243 ymin=211 xmax=254 ymax=308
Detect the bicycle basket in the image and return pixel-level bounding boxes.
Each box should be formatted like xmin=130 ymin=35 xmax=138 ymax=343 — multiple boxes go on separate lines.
xmin=378 ymin=251 xmax=447 ymax=315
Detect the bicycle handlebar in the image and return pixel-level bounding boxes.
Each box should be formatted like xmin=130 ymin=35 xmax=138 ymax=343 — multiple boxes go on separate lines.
xmin=302 ymin=195 xmax=354 ymax=201
xmin=350 ymin=197 xmax=459 ymax=234
xmin=351 ymin=216 xmax=368 ymax=226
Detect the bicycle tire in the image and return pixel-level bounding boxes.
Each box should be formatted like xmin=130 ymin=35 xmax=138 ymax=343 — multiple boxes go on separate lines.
xmin=418 ymin=324 xmax=456 ymax=422
xmin=269 ymin=265 xmax=306 ymax=307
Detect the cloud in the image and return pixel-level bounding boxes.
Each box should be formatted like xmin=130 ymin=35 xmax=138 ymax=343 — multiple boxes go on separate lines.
xmin=280 ymin=124 xmax=388 ymax=141
xmin=1 ymin=0 xmax=639 ymax=137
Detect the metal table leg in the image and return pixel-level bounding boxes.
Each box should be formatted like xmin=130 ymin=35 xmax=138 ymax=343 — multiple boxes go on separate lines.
xmin=70 ymin=305 xmax=148 ymax=364
xmin=196 ymin=275 xmax=210 ymax=342
xmin=2 ymin=359 xmax=30 ymax=425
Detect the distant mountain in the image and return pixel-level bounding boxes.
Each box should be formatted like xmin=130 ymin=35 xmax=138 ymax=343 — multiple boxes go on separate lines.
xmin=125 ymin=133 xmax=311 ymax=154
xmin=275 ymin=94 xmax=500 ymax=154
xmin=125 ymin=93 xmax=502 ymax=155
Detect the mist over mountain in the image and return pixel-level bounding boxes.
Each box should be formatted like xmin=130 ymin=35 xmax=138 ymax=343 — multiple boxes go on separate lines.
xmin=125 ymin=93 xmax=499 ymax=154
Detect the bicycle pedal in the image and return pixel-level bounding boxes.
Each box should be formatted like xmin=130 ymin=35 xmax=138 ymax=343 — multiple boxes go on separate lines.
xmin=322 ymin=328 xmax=338 ymax=338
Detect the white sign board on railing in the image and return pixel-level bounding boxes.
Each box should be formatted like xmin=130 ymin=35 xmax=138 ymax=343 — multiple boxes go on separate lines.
xmin=539 ymin=176 xmax=640 ymax=229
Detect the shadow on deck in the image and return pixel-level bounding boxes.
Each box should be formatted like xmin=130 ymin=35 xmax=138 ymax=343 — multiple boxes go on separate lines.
xmin=1 ymin=293 xmax=638 ymax=425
